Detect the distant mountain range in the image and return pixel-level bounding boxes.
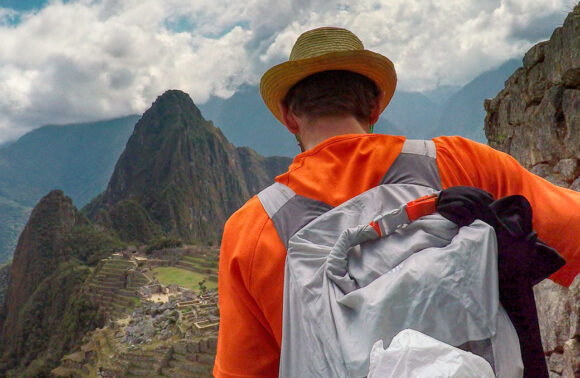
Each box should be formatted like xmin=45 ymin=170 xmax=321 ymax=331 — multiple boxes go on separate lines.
xmin=0 ymin=58 xmax=521 ymax=265
xmin=199 ymin=58 xmax=521 ymax=156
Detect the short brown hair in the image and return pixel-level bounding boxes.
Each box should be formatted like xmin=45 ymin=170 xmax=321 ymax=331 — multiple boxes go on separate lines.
xmin=282 ymin=70 xmax=380 ymax=124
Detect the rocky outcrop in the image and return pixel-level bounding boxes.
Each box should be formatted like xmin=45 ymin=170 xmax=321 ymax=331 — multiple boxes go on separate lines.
xmin=85 ymin=90 xmax=291 ymax=245
xmin=484 ymin=4 xmax=580 ymax=190
xmin=484 ymin=4 xmax=580 ymax=376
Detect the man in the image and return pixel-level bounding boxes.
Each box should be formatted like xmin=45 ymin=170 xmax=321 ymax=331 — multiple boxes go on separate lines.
xmin=213 ymin=27 xmax=580 ymax=377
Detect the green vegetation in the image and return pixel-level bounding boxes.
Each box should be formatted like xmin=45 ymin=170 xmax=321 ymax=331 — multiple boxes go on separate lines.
xmin=152 ymin=267 xmax=217 ymax=291
xmin=0 ymin=116 xmax=138 ymax=265
xmin=63 ymin=224 xmax=125 ymax=265
xmin=1 ymin=261 xmax=104 ymax=376
xmin=0 ymin=191 xmax=119 ymax=377
xmin=108 ymin=200 xmax=162 ymax=243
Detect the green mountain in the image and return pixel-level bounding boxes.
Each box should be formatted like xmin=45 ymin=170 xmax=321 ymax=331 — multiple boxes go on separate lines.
xmin=85 ymin=89 xmax=290 ymax=245
xmin=0 ymin=190 xmax=118 ymax=376
xmin=0 ymin=197 xmax=31 ymax=265
xmin=0 ymin=264 xmax=9 ymax=306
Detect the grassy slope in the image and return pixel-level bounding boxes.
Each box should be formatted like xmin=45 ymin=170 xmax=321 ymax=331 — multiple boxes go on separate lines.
xmin=152 ymin=266 xmax=217 ymax=291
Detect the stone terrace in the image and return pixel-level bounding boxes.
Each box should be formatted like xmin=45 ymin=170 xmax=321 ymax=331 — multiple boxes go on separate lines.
xmin=85 ymin=254 xmax=150 ymax=319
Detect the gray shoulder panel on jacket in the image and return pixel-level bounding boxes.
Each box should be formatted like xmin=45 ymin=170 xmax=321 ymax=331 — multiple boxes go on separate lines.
xmin=257 ymin=182 xmax=332 ymax=248
xmin=271 ymin=196 xmax=333 ymax=248
xmin=381 ymin=139 xmax=442 ymax=190
xmin=257 ymin=182 xmax=296 ymax=218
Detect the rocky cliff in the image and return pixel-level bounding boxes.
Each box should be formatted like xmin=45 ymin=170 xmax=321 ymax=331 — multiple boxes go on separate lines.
xmin=85 ymin=90 xmax=291 ymax=244
xmin=484 ymin=4 xmax=580 ymax=376
xmin=484 ymin=4 xmax=580 ymax=190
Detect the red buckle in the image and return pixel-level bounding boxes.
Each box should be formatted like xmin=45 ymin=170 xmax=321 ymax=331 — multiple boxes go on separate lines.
xmin=369 ymin=220 xmax=382 ymax=237
xmin=406 ymin=194 xmax=438 ymax=221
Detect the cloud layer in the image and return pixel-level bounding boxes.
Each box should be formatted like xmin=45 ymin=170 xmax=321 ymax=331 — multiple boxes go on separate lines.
xmin=0 ymin=0 xmax=576 ymax=142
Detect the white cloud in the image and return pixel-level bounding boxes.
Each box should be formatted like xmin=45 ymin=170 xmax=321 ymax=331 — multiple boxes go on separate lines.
xmin=0 ymin=0 xmax=257 ymax=141
xmin=0 ymin=0 xmax=576 ymax=143
xmin=255 ymin=0 xmax=576 ymax=91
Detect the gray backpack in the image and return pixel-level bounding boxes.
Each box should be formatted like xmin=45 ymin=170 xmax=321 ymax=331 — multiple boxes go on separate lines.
xmin=258 ymin=140 xmax=523 ymax=377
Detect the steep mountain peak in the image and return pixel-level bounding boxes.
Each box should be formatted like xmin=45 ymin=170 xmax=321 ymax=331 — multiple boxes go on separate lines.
xmin=135 ymin=89 xmax=208 ymax=137
xmin=86 ymin=89 xmax=290 ymax=245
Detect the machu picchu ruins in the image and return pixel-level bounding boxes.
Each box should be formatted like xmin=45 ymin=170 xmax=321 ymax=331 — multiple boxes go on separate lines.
xmin=50 ymin=244 xmax=220 ymax=377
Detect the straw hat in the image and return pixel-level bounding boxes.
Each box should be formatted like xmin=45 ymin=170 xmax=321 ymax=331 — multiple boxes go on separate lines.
xmin=260 ymin=27 xmax=397 ymax=125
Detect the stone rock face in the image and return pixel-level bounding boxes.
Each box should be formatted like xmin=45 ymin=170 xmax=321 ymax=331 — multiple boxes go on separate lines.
xmin=535 ymin=276 xmax=580 ymax=377
xmin=484 ymin=4 xmax=580 ymax=376
xmin=484 ymin=4 xmax=580 ymax=190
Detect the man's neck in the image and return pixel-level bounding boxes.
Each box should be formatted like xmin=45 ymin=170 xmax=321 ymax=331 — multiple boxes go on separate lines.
xmin=299 ymin=115 xmax=370 ymax=151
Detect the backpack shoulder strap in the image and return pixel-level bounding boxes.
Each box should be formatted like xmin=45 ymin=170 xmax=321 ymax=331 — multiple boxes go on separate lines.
xmin=257 ymin=183 xmax=332 ymax=248
xmin=258 ymin=139 xmax=441 ymax=247
xmin=381 ymin=139 xmax=442 ymax=189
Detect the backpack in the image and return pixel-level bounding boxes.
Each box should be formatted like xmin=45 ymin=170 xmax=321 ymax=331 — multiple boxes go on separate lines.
xmin=257 ymin=139 xmax=527 ymax=377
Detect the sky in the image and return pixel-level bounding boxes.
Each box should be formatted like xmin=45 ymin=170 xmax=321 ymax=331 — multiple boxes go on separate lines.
xmin=0 ymin=0 xmax=577 ymax=143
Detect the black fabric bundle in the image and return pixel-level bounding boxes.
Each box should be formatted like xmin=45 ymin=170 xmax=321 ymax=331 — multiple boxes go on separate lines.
xmin=436 ymin=186 xmax=566 ymax=377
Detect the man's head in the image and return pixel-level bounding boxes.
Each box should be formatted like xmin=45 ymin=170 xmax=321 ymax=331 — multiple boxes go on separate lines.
xmin=282 ymin=70 xmax=381 ymax=125
xmin=260 ymin=27 xmax=397 ymax=131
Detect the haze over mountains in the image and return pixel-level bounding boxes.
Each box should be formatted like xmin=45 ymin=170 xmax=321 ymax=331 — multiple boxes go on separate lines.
xmin=0 ymin=57 xmax=520 ymax=265
xmin=0 ymin=116 xmax=138 ymax=264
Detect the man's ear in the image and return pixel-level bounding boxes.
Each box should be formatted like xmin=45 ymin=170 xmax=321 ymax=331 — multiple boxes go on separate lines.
xmin=369 ymin=90 xmax=386 ymax=125
xmin=279 ymin=102 xmax=300 ymax=134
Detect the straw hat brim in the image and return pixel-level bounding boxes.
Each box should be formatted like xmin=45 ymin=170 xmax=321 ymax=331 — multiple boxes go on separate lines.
xmin=260 ymin=49 xmax=397 ymax=125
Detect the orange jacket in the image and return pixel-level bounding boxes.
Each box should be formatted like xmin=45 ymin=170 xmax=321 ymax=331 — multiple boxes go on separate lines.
xmin=214 ymin=134 xmax=580 ymax=377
